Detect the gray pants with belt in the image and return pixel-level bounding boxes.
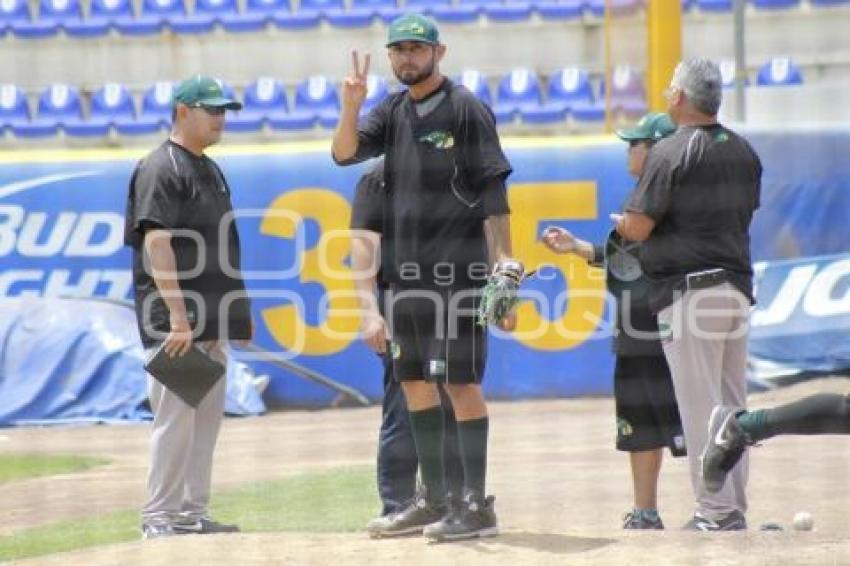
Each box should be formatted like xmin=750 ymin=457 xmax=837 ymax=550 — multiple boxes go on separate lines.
xmin=141 ymin=341 xmax=227 ymax=525
xmin=657 ymin=282 xmax=750 ymax=521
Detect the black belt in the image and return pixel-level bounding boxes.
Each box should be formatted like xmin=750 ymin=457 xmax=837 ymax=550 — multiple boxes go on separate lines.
xmin=685 ymin=268 xmax=728 ymax=291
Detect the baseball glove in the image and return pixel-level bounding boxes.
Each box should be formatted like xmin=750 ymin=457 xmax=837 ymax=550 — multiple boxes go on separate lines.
xmin=476 ymin=259 xmax=532 ymax=327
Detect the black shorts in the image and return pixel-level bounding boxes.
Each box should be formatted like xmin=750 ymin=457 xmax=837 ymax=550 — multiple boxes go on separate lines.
xmin=387 ymin=287 xmax=486 ymax=384
xmin=614 ymin=355 xmax=686 ymax=456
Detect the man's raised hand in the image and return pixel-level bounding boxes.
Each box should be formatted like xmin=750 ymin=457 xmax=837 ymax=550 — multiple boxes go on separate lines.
xmin=341 ymin=50 xmax=371 ymax=110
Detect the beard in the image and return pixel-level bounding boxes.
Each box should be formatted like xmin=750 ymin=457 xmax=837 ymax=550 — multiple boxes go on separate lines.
xmin=394 ymin=58 xmax=436 ymax=86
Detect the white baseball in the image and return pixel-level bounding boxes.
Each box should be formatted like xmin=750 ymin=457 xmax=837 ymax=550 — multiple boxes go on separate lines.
xmin=792 ymin=511 xmax=813 ymax=531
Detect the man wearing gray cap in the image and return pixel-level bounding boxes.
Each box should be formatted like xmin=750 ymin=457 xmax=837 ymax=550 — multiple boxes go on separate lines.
xmin=124 ymin=75 xmax=252 ymax=539
xmin=614 ymin=58 xmax=762 ymax=531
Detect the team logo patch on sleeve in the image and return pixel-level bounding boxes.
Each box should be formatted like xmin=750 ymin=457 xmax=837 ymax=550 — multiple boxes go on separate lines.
xmin=418 ymin=130 xmax=454 ymax=149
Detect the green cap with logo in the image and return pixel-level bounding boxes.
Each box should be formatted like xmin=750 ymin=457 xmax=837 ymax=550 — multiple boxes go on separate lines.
xmin=615 ymin=112 xmax=676 ymax=141
xmin=172 ymin=75 xmax=242 ymax=111
xmin=386 ymin=13 xmax=440 ymax=47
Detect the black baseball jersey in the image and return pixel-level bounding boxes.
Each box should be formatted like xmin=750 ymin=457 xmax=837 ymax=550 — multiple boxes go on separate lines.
xmin=335 ymin=78 xmax=512 ymax=289
xmin=625 ymin=124 xmax=762 ymax=313
xmin=124 ymin=140 xmax=252 ymax=347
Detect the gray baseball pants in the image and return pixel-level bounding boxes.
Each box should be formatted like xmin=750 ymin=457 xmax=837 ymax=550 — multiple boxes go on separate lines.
xmin=657 ymin=282 xmax=750 ymax=522
xmin=141 ymin=341 xmax=227 ymax=525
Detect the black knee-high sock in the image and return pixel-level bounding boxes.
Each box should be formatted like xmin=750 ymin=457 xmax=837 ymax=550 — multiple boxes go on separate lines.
xmin=408 ymin=406 xmax=445 ymax=503
xmin=737 ymin=393 xmax=850 ymax=442
xmin=457 ymin=416 xmax=489 ymax=496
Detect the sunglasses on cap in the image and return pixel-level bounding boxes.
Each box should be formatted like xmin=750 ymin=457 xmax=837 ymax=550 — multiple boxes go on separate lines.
xmin=190 ymin=104 xmax=226 ymax=116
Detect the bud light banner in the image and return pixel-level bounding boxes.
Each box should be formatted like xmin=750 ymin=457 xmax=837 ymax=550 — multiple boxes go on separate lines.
xmin=0 ymin=130 xmax=848 ymax=408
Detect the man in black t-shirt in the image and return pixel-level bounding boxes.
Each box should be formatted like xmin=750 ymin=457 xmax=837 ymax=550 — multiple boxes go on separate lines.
xmin=124 ymin=75 xmax=251 ymax=539
xmin=349 ymin=158 xmax=464 ymax=519
xmin=616 ymin=58 xmax=761 ymax=532
xmin=333 ymin=14 xmax=516 ymax=542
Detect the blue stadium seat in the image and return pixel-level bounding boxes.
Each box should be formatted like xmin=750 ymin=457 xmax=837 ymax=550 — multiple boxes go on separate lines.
xmin=38 ymin=0 xmax=89 ymax=33
xmin=526 ymin=67 xmax=599 ymax=123
xmin=605 ymin=65 xmax=646 ymax=116
xmin=65 ymin=0 xmax=129 ymax=36
xmin=494 ymin=68 xmax=543 ymax=124
xmin=220 ymin=0 xmax=285 ymax=31
xmin=94 ymin=83 xmax=161 ymax=135
xmin=719 ymin=59 xmax=749 ymax=89
xmin=695 ymin=0 xmax=730 ymax=11
xmin=272 ymin=0 xmax=319 ymax=29
xmin=12 ymin=84 xmax=81 ymax=138
xmin=129 ymin=0 xmax=185 ymax=34
xmin=278 ymin=75 xmax=339 ymax=129
xmin=756 ymin=57 xmax=803 ymax=86
xmin=167 ymin=0 xmax=216 ymax=33
xmin=584 ymin=0 xmax=643 ymax=16
xmin=404 ymin=0 xmax=451 ymax=15
xmin=64 ymin=83 xmax=132 ymax=137
xmin=431 ymin=0 xmax=479 ymax=23
xmin=0 ymin=84 xmax=30 ymax=131
xmin=480 ymin=0 xmax=532 ymax=22
xmin=2 ymin=0 xmax=49 ymax=37
xmin=533 ymin=0 xmax=582 ymax=20
xmin=227 ymin=77 xmax=286 ymax=132
xmin=456 ymin=69 xmax=492 ymax=106
xmin=117 ymin=81 xmax=172 ymax=135
xmin=194 ymin=0 xmax=239 ymax=26
xmin=11 ymin=0 xmax=75 ymax=37
xmin=352 ymin=0 xmax=400 ymax=23
xmin=319 ymin=0 xmax=376 ymax=26
xmin=752 ymin=0 xmax=798 ymax=9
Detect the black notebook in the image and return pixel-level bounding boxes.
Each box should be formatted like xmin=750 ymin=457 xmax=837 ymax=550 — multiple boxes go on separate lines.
xmin=144 ymin=343 xmax=226 ymax=408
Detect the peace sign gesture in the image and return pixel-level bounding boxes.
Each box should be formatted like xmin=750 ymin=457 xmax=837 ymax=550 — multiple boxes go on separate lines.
xmin=341 ymin=49 xmax=371 ymax=111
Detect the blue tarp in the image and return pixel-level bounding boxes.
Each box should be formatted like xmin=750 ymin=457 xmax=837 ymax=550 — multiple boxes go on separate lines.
xmin=0 ymin=298 xmax=265 ymax=425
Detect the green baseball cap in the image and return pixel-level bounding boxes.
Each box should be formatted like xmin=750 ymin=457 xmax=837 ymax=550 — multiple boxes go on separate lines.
xmin=615 ymin=112 xmax=676 ymax=141
xmin=172 ymin=75 xmax=242 ymax=111
xmin=386 ymin=13 xmax=440 ymax=47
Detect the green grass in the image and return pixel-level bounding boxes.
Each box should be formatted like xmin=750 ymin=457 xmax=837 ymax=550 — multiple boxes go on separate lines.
xmin=0 ymin=454 xmax=110 ymax=484
xmin=0 ymin=466 xmax=376 ymax=562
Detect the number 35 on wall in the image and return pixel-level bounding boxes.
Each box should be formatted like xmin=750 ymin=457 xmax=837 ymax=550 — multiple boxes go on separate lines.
xmin=260 ymin=182 xmax=605 ymax=355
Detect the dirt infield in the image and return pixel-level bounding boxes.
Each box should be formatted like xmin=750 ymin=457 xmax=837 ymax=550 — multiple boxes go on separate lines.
xmin=3 ymin=377 xmax=850 ymax=565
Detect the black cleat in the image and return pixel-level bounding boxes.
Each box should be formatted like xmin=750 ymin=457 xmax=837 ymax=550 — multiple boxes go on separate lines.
xmin=701 ymin=405 xmax=753 ymax=494
xmin=682 ymin=510 xmax=747 ymax=532
xmin=622 ymin=510 xmax=664 ymax=530
xmin=141 ymin=522 xmax=176 ymax=540
xmin=172 ymin=516 xmax=240 ymax=535
xmin=367 ymin=490 xmax=448 ymax=539
xmin=423 ymin=489 xmax=498 ymax=542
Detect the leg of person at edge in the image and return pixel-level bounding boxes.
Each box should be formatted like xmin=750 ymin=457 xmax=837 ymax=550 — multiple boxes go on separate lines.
xmin=542 ymin=111 xmax=685 ymax=530
xmin=126 ymin=75 xmax=252 ymax=539
xmin=702 ymin=393 xmax=850 ymax=494
xmin=333 ymin=13 xmax=518 ymax=542
xmin=615 ymin=58 xmax=763 ymax=531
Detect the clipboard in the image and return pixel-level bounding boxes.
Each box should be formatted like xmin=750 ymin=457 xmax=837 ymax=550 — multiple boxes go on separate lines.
xmin=144 ymin=343 xmax=226 ymax=408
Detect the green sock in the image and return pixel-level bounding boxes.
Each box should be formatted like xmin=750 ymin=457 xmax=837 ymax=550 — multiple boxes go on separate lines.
xmin=457 ymin=417 xmax=489 ymax=495
xmin=735 ymin=409 xmax=769 ymax=442
xmin=408 ymin=406 xmax=446 ymax=504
